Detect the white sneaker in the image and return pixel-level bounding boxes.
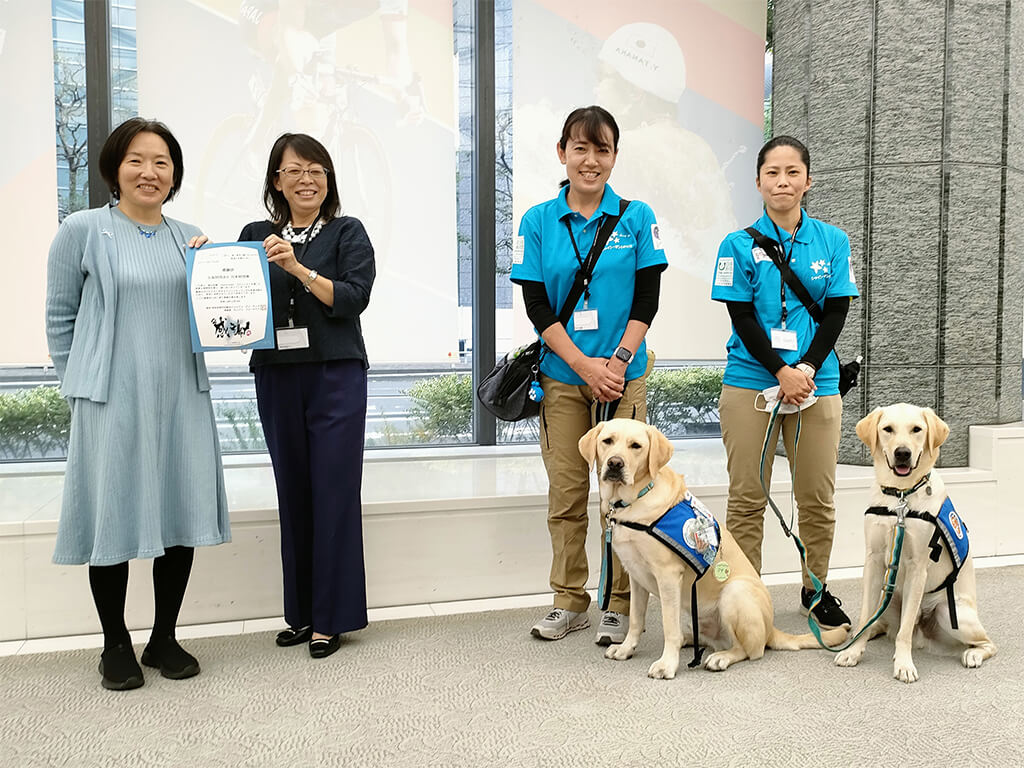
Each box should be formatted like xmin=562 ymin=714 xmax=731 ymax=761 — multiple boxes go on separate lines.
xmin=594 ymin=611 xmax=628 ymax=645
xmin=530 ymin=608 xmax=590 ymax=640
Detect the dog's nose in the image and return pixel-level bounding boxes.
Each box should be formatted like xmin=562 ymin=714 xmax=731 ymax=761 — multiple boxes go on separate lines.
xmin=606 ymin=456 xmax=624 ymax=472
xmin=894 ymin=447 xmax=912 ymax=464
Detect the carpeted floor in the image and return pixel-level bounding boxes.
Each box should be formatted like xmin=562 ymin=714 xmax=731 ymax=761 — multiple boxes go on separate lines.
xmin=2 ymin=567 xmax=1022 ymax=768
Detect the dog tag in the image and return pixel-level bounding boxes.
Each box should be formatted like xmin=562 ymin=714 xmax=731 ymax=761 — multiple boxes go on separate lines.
xmin=770 ymin=327 xmax=798 ymax=351
xmin=714 ymin=561 xmax=730 ymax=582
xmin=926 ymin=485 xmax=933 ymax=495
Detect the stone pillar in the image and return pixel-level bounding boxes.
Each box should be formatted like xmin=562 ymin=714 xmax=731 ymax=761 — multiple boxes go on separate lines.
xmin=772 ymin=0 xmax=1024 ymax=465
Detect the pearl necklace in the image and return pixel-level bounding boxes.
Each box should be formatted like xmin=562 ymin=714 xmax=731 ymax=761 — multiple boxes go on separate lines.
xmin=282 ymin=218 xmax=324 ymax=244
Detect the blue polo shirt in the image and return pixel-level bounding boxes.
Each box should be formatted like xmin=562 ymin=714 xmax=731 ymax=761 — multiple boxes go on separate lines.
xmin=710 ymin=210 xmax=859 ymax=395
xmin=512 ymin=185 xmax=667 ymax=385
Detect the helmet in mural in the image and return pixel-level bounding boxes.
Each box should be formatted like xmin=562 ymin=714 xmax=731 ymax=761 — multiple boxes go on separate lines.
xmin=598 ymin=22 xmax=686 ymax=104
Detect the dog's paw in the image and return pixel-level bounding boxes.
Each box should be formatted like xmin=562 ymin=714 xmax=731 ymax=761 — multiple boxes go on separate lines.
xmin=962 ymin=647 xmax=987 ymax=668
xmin=834 ymin=649 xmax=862 ymax=667
xmin=605 ymin=643 xmax=634 ymax=661
xmin=702 ymin=651 xmax=733 ymax=672
xmin=647 ymin=657 xmax=678 ymax=680
xmin=893 ymin=658 xmax=919 ymax=683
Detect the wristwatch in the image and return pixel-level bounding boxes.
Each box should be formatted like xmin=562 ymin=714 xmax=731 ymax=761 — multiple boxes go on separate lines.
xmin=613 ymin=346 xmax=634 ymax=364
xmin=302 ymin=269 xmax=319 ymax=292
xmin=795 ymin=362 xmax=816 ymax=377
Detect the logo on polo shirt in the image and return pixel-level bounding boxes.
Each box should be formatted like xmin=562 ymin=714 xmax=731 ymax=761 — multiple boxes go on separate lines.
xmin=605 ymin=230 xmax=635 ymax=250
xmin=810 ymin=259 xmax=830 ymax=280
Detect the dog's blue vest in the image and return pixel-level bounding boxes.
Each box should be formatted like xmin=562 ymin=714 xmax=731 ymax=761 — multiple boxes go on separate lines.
xmin=647 ymin=492 xmax=722 ymax=577
xmin=866 ymin=496 xmax=969 ymax=627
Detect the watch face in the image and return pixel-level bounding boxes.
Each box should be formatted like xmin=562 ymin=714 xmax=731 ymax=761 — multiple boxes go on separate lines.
xmin=615 ymin=348 xmax=631 ymax=362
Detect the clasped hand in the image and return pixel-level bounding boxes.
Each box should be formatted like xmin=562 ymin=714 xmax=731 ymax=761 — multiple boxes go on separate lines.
xmin=577 ymin=356 xmax=625 ymax=403
xmin=776 ymin=365 xmax=815 ymax=405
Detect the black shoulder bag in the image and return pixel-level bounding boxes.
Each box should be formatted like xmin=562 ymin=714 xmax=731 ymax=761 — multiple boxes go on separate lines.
xmin=744 ymin=227 xmax=861 ymax=397
xmin=477 ymin=199 xmax=631 ymax=421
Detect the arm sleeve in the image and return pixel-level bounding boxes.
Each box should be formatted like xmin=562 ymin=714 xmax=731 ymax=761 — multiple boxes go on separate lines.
xmin=45 ymin=218 xmax=87 ymax=382
xmin=800 ymin=296 xmax=850 ymax=370
xmin=327 ymin=218 xmax=376 ymax=319
xmin=521 ymin=280 xmax=559 ymax=333
xmin=628 ymin=265 xmax=662 ymax=325
xmin=726 ymin=301 xmax=787 ymax=375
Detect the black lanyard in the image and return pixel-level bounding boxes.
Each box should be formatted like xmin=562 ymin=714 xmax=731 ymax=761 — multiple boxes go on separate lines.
xmin=285 ymin=236 xmax=312 ymax=327
xmin=564 ymin=215 xmax=606 ymax=309
xmin=770 ymin=219 xmax=799 ymax=329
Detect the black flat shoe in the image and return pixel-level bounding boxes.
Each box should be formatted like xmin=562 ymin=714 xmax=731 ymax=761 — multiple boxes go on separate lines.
xmin=98 ymin=643 xmax=144 ymax=691
xmin=275 ymin=625 xmax=313 ymax=647
xmin=309 ymin=634 xmax=341 ymax=659
xmin=140 ymin=636 xmax=200 ymax=680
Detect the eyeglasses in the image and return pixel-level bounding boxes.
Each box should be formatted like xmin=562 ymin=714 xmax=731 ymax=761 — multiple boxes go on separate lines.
xmin=276 ymin=167 xmax=330 ymax=180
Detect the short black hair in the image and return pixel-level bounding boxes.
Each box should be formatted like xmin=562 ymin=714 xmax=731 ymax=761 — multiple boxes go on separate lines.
xmin=559 ymin=105 xmax=620 ymax=152
xmin=98 ymin=117 xmax=184 ymax=202
xmin=756 ymin=135 xmax=811 ymax=176
xmin=557 ymin=106 xmax=620 ymax=189
xmin=262 ymin=133 xmax=341 ymax=229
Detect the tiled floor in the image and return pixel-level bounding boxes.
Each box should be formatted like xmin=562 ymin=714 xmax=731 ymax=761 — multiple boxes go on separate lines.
xmin=5 ymin=553 xmax=1022 ymax=658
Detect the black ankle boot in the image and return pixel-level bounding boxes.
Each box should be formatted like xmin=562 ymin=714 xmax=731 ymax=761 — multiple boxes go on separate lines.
xmin=98 ymin=643 xmax=144 ymax=691
xmin=141 ymin=636 xmax=200 ymax=680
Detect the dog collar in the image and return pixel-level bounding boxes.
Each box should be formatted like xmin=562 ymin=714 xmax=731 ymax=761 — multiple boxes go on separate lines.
xmin=880 ymin=472 xmax=932 ymax=501
xmin=609 ymin=481 xmax=655 ymax=510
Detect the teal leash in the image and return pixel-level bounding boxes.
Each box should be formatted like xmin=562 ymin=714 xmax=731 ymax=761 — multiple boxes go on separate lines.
xmin=599 ymin=480 xmax=654 ymax=611
xmin=759 ymin=399 xmax=915 ymax=651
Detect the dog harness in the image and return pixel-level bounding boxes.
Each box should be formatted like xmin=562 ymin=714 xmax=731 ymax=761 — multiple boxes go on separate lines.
xmin=866 ymin=495 xmax=969 ymax=628
xmin=606 ymin=491 xmax=722 ymax=668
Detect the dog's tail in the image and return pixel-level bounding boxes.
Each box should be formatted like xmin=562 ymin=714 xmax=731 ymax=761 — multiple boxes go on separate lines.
xmin=767 ymin=625 xmax=849 ymax=651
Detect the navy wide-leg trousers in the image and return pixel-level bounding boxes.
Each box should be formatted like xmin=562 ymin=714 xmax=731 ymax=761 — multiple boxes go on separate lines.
xmin=255 ymin=359 xmax=368 ymax=635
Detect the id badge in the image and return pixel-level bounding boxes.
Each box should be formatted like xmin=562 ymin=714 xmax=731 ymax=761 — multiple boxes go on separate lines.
xmin=276 ymin=326 xmax=310 ymax=350
xmin=573 ymin=309 xmax=599 ymax=331
xmin=770 ymin=327 xmax=798 ymax=351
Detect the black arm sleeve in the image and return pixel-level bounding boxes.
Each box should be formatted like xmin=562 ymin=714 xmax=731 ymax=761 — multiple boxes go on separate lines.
xmin=726 ymin=301 xmax=787 ymax=375
xmin=628 ymin=265 xmax=663 ymax=325
xmin=520 ymin=280 xmax=560 ymax=333
xmin=800 ymin=296 xmax=851 ymax=370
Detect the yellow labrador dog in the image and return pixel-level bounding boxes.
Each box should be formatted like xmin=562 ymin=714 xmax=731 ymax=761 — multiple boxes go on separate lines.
xmin=579 ymin=419 xmax=847 ymax=679
xmin=835 ymin=404 xmax=996 ymax=682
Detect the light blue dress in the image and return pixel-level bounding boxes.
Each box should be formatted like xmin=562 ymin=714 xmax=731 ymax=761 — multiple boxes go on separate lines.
xmin=53 ymin=209 xmax=230 ymax=565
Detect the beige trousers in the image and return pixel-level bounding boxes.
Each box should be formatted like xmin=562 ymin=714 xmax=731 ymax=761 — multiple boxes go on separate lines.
xmin=718 ymin=384 xmax=843 ymax=589
xmin=538 ymin=373 xmax=649 ymax=614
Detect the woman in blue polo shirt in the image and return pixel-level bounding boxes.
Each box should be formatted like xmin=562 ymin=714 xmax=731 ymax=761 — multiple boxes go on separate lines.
xmin=711 ymin=135 xmax=858 ymax=629
xmin=511 ymin=106 xmax=667 ymax=645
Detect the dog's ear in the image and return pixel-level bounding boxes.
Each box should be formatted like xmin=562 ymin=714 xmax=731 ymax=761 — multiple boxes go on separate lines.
xmin=578 ymin=424 xmax=604 ymax=468
xmin=923 ymin=408 xmax=950 ymax=453
xmin=645 ymin=424 xmax=674 ymax=480
xmin=855 ymin=408 xmax=883 ymax=454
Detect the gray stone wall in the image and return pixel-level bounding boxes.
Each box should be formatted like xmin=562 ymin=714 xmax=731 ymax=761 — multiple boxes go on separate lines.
xmin=773 ymin=0 xmax=1023 ymax=465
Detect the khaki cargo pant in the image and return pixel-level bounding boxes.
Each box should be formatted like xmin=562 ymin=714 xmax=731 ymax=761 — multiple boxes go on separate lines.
xmin=538 ymin=364 xmax=651 ymax=615
xmin=718 ymin=384 xmax=843 ymax=589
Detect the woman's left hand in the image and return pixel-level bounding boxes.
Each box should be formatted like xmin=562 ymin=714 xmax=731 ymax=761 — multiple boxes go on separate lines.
xmin=187 ymin=234 xmax=210 ymax=249
xmin=263 ymin=234 xmax=301 ymax=274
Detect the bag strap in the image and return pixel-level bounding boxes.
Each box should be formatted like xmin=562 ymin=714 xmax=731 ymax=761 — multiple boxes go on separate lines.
xmin=557 ymin=199 xmax=631 ymax=325
xmin=744 ymin=226 xmax=823 ymax=324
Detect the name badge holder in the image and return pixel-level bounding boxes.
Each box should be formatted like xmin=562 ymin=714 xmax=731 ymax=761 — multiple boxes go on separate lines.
xmin=769 ymin=220 xmax=799 ymax=352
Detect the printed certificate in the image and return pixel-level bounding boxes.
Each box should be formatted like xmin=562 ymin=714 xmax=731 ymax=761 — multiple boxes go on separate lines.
xmin=186 ymin=242 xmax=274 ymax=351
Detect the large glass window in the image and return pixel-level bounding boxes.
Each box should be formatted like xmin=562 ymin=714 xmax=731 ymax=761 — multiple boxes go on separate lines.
xmin=1 ymin=1 xmax=772 ymax=462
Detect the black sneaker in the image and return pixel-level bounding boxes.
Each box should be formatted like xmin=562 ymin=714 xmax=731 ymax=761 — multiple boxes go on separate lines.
xmin=98 ymin=643 xmax=144 ymax=691
xmin=800 ymin=585 xmax=851 ymax=629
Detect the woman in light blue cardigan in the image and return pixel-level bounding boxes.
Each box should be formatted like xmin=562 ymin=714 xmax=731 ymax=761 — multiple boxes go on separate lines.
xmin=46 ymin=118 xmax=230 ymax=691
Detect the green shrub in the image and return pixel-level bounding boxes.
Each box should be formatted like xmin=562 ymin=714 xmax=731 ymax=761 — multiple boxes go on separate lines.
xmin=216 ymin=400 xmax=266 ymax=451
xmin=407 ymin=373 xmax=474 ymax=440
xmin=647 ymin=367 xmax=724 ymax=435
xmin=405 ymin=367 xmax=724 ymax=443
xmin=0 ymin=386 xmax=72 ymax=459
